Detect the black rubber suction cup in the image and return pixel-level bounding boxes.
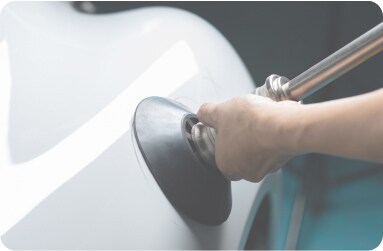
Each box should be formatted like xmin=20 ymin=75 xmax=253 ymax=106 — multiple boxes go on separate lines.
xmin=133 ymin=96 xmax=231 ymax=225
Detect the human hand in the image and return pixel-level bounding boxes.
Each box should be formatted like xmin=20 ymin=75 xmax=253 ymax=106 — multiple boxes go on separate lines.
xmin=197 ymin=94 xmax=303 ymax=182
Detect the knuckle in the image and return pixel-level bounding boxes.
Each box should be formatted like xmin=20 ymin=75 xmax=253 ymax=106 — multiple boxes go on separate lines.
xmin=199 ymin=103 xmax=209 ymax=112
xmin=198 ymin=103 xmax=217 ymax=123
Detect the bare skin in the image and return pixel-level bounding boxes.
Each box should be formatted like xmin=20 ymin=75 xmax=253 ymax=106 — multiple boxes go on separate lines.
xmin=197 ymin=88 xmax=383 ymax=182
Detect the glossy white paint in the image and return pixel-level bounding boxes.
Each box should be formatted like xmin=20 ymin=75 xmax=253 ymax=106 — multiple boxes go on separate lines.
xmin=0 ymin=2 xmax=282 ymax=249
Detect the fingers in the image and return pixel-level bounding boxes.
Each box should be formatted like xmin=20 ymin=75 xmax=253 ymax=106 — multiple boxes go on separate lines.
xmin=197 ymin=103 xmax=219 ymax=128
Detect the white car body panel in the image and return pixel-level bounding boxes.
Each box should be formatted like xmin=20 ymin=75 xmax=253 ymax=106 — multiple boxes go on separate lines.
xmin=0 ymin=2 xmax=282 ymax=249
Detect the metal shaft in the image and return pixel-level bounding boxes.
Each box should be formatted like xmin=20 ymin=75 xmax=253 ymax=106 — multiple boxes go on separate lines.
xmin=284 ymin=22 xmax=383 ymax=101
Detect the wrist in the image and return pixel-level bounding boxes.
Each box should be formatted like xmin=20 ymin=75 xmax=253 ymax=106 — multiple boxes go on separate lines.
xmin=279 ymin=103 xmax=311 ymax=155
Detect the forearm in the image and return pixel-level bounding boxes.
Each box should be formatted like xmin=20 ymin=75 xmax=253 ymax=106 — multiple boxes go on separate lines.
xmin=293 ymin=88 xmax=383 ymax=162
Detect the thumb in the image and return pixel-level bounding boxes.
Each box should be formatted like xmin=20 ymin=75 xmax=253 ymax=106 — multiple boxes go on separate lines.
xmin=197 ymin=103 xmax=219 ymax=128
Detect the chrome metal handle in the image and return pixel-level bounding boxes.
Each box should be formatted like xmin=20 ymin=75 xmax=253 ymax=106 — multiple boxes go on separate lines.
xmin=256 ymin=22 xmax=383 ymax=101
